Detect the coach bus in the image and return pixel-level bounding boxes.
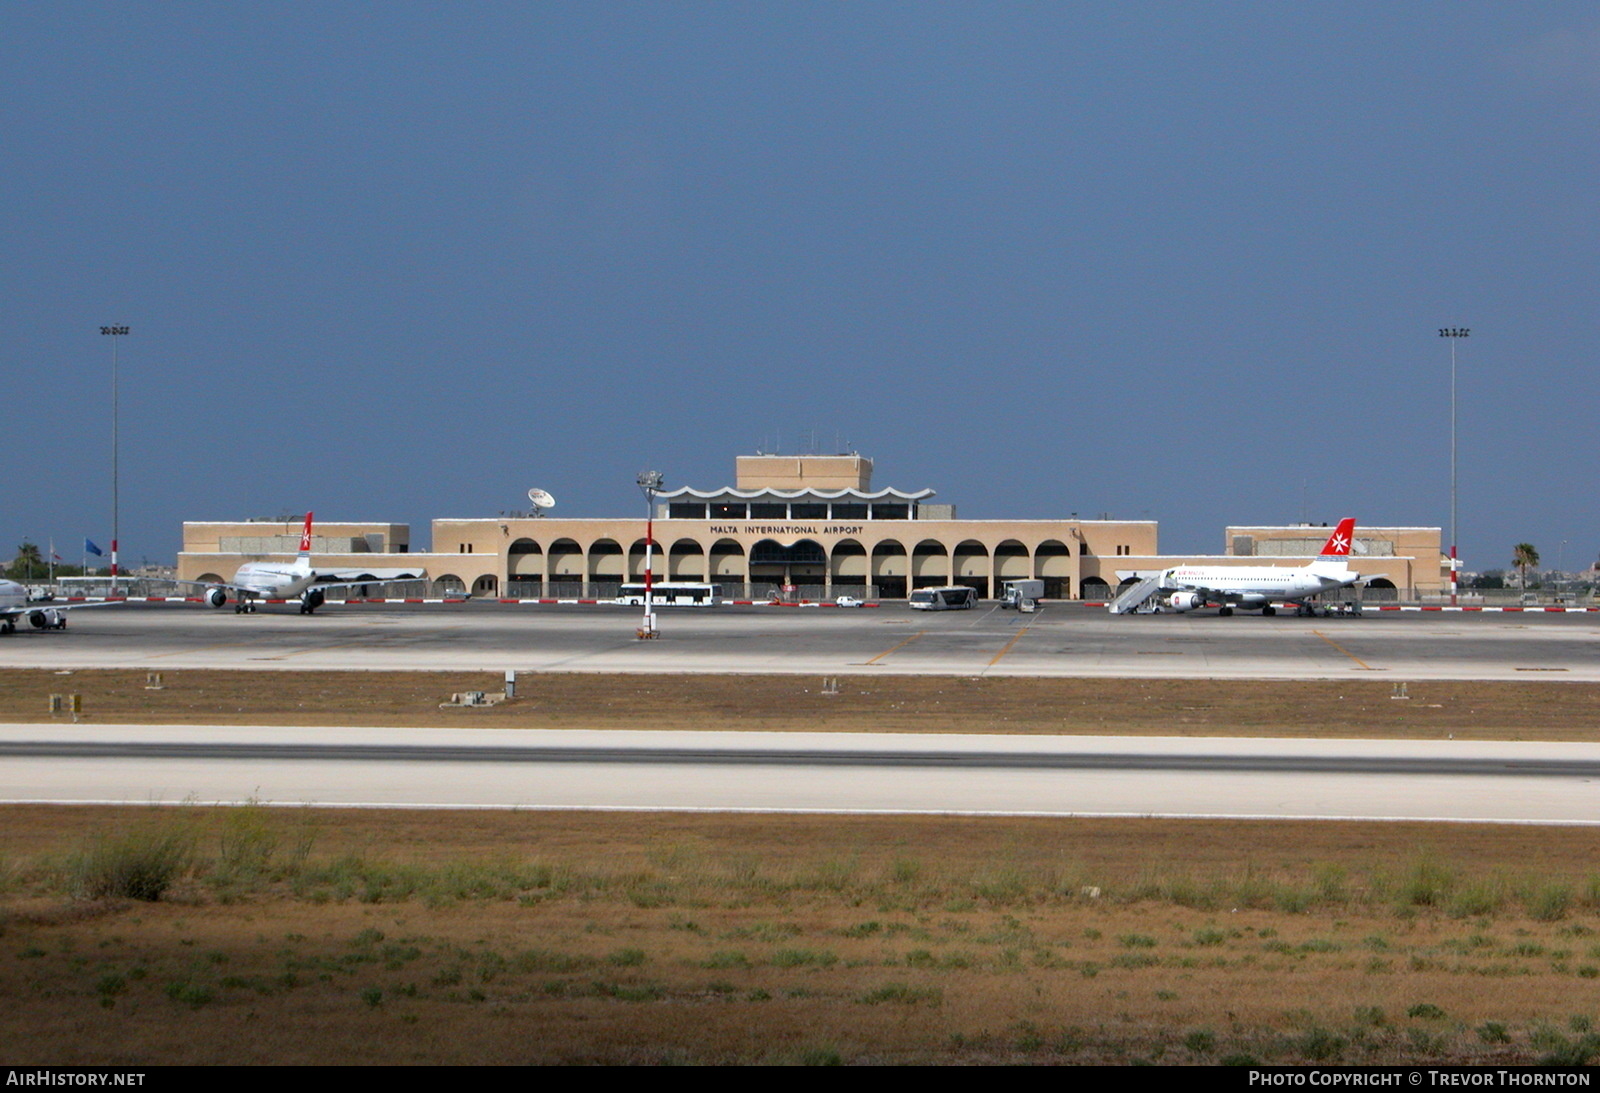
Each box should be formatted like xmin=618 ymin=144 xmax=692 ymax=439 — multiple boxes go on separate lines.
xmin=908 ymin=585 xmax=978 ymax=611
xmin=615 ymin=582 xmax=724 ymax=607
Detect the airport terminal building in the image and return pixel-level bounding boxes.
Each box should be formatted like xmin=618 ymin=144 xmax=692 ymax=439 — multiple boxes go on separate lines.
xmin=178 ymin=454 xmax=1447 ymax=601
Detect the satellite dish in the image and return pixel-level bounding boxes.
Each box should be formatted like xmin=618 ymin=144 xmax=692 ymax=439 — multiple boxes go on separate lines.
xmin=527 ymin=488 xmax=555 ymax=516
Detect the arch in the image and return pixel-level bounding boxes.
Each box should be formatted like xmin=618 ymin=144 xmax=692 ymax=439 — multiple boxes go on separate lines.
xmin=433 ymin=574 xmax=466 ymax=594
xmin=994 ymin=539 xmax=1030 ymax=581
xmin=747 ymin=538 xmax=825 ymax=597
xmin=509 ymin=538 xmax=543 ymax=578
xmin=911 ymin=538 xmax=950 ymax=585
xmin=708 ymin=538 xmax=746 ymax=581
xmin=952 ymin=539 xmax=990 ymax=598
xmin=668 ymin=537 xmax=706 ymax=580
xmin=1365 ymin=577 xmax=1398 ymax=601
xmin=1080 ymin=576 xmax=1110 ymax=599
xmin=870 ymin=539 xmax=908 ymax=599
xmin=546 ymin=538 xmax=583 ymax=578
xmin=1034 ymin=539 xmax=1072 ymax=579
xmin=473 ymin=575 xmax=499 ymax=596
xmin=749 ymin=539 xmax=826 ymax=566
xmin=870 ymin=539 xmax=907 ymax=574
xmin=829 ymin=538 xmax=868 ymax=583
xmin=588 ymin=538 xmax=624 ymax=580
xmin=197 ymin=572 xmax=226 ymax=586
xmin=1117 ymin=576 xmax=1142 ymax=589
xmin=953 ymin=539 xmax=988 ymax=575
xmin=626 ymin=538 xmax=656 ymax=581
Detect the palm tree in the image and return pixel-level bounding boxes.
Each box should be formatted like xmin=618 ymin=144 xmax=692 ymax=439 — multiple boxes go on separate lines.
xmin=1513 ymin=543 xmax=1540 ymax=589
xmin=10 ymin=541 xmax=42 ymax=581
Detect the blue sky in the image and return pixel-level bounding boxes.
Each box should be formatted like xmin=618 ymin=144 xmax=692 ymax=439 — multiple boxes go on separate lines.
xmin=4 ymin=2 xmax=1597 ymax=572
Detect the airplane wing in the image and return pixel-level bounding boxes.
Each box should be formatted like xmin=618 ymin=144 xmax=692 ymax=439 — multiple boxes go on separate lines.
xmin=0 ymin=598 xmax=125 ymax=632
xmin=310 ymin=567 xmax=429 ymax=584
xmin=1 ymin=600 xmax=124 ymax=617
xmin=307 ymin=568 xmax=429 ymax=594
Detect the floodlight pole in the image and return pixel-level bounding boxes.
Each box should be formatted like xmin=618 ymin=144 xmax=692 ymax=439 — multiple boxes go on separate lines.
xmin=100 ymin=325 xmax=129 ymax=595
xmin=1439 ymin=328 xmax=1468 ymax=605
xmin=636 ymin=471 xmax=664 ymax=637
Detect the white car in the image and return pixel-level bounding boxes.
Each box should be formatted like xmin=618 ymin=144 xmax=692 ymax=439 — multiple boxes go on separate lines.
xmin=835 ymin=595 xmax=863 ymax=608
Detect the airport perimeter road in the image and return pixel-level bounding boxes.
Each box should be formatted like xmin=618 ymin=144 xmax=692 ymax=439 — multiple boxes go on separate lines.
xmin=3 ymin=723 xmax=1598 ymax=822
xmin=0 ymin=602 xmax=1596 ymax=681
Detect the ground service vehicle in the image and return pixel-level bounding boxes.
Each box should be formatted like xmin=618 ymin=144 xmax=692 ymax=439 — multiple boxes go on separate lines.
xmin=909 ymin=585 xmax=978 ymax=610
xmin=1000 ymin=579 xmax=1044 ymax=609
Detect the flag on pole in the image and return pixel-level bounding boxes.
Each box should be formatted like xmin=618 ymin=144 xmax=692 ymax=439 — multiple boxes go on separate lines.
xmin=85 ymin=539 xmax=103 ymax=556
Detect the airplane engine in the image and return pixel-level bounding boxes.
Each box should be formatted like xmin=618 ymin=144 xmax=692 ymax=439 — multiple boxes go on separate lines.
xmin=1167 ymin=591 xmax=1204 ymax=612
xmin=205 ymin=587 xmax=229 ymax=609
xmin=27 ymin=609 xmax=62 ymax=629
xmin=304 ymin=589 xmax=325 ymax=609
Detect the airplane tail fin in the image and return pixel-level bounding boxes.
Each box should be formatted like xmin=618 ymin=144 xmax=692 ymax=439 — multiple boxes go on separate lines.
xmin=1317 ymin=518 xmax=1357 ymax=559
xmin=295 ymin=512 xmax=314 ymax=573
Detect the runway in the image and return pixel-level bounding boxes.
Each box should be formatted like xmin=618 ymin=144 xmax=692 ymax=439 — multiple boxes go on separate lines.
xmin=5 ymin=723 xmax=1598 ymax=823
xmin=6 ymin=602 xmax=1596 ymax=821
xmin=0 ymin=600 xmax=1597 ymax=681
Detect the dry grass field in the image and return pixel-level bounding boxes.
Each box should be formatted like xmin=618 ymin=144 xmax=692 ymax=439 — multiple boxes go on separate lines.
xmin=6 ymin=807 xmax=1600 ymax=1065
xmin=8 ymin=668 xmax=1600 ymax=740
xmin=5 ymin=670 xmax=1600 ymax=1065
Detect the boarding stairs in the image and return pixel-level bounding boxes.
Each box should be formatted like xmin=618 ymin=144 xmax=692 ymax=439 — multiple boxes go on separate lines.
xmin=1107 ymin=575 xmax=1166 ymax=615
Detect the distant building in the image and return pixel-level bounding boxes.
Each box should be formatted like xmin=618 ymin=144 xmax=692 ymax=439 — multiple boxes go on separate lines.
xmin=178 ymin=454 xmax=1446 ymax=600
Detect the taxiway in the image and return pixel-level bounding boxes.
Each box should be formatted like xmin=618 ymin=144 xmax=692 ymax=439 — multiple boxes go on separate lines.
xmin=0 ymin=601 xmax=1594 ymax=681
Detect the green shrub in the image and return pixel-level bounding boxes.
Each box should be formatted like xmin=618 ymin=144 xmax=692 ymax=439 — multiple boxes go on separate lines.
xmin=856 ymin=983 xmax=941 ymax=1005
xmin=1397 ymin=854 xmax=1455 ymax=907
xmin=1477 ymin=1021 xmax=1510 ymax=1044
xmin=771 ymin=948 xmax=837 ymax=968
xmin=73 ymin=821 xmax=195 ymax=901
xmin=1528 ymin=883 xmax=1573 ymax=922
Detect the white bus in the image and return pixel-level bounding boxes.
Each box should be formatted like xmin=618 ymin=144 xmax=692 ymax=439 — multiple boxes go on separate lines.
xmin=615 ymin=582 xmax=724 ymax=607
xmin=908 ymin=585 xmax=978 ymax=611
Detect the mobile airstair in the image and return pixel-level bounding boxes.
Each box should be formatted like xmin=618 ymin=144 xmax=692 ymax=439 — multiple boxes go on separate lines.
xmin=1107 ymin=575 xmax=1165 ymax=615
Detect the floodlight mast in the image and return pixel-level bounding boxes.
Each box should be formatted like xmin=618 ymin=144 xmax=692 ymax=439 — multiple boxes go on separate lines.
xmin=100 ymin=325 xmax=129 ymax=595
xmin=636 ymin=471 xmax=664 ymax=637
xmin=1439 ymin=328 xmax=1469 ymax=606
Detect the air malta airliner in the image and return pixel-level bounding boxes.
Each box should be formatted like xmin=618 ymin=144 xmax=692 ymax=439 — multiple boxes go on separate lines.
xmin=195 ymin=512 xmax=428 ymax=614
xmin=1146 ymin=518 xmax=1368 ymax=616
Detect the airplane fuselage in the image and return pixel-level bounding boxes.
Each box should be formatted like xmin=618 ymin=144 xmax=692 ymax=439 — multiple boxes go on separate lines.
xmin=0 ymin=579 xmax=70 ymax=632
xmin=1158 ymin=564 xmax=1353 ymax=606
xmin=231 ymin=562 xmax=316 ymax=601
xmin=0 ymin=580 xmax=32 ymax=613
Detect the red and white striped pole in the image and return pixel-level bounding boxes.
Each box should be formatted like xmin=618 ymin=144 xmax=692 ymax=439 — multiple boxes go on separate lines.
xmin=1439 ymin=327 xmax=1468 ymax=606
xmin=637 ymin=470 xmax=664 ymax=637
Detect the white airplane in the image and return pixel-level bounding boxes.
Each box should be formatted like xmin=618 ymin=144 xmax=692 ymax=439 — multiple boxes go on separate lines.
xmin=1143 ymin=517 xmax=1368 ymax=617
xmin=198 ymin=512 xmax=428 ymax=614
xmin=0 ymin=579 xmax=120 ymax=634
